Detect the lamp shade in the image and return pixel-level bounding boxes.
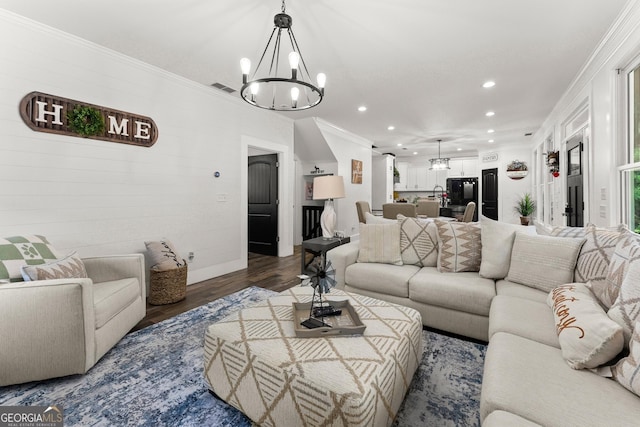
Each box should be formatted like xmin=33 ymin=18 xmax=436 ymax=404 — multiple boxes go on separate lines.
xmin=313 ymin=175 xmax=345 ymax=200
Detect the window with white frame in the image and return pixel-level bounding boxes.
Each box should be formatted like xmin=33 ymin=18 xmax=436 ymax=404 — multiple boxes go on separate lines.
xmin=620 ymin=62 xmax=640 ymax=232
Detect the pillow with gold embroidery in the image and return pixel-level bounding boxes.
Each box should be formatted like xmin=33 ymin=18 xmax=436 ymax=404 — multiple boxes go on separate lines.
xmin=547 ymin=283 xmax=624 ymax=369
xmin=21 ymin=251 xmax=87 ymax=281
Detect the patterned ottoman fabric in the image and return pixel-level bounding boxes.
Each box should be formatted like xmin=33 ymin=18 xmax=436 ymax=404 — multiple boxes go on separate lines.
xmin=204 ymin=286 xmax=423 ymax=427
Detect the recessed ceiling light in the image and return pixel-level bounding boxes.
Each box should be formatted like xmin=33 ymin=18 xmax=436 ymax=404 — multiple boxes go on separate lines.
xmin=387 ymin=125 xmax=395 ymax=131
xmin=487 ymin=129 xmax=495 ymax=133
xmin=488 ymin=139 xmax=495 ymax=143
xmin=358 ymin=106 xmax=367 ymax=112
xmin=485 ymin=111 xmax=495 ymax=117
xmin=397 ymin=143 xmax=402 ymax=147
xmin=457 ymin=148 xmax=462 ymax=151
xmin=483 ymin=81 xmax=496 ymax=88
xmin=413 ymin=152 xmax=418 ymax=155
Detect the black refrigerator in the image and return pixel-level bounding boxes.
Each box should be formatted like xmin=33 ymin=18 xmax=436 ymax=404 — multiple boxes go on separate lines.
xmin=446 ymin=178 xmax=478 ymax=221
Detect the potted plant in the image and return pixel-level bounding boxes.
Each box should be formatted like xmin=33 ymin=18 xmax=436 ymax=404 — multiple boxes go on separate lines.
xmin=515 ymin=192 xmax=536 ymax=225
xmin=393 ymin=167 xmax=400 ymax=183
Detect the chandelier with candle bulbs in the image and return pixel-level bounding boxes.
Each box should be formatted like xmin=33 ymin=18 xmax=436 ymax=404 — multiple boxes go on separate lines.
xmin=240 ymin=0 xmax=325 ymax=111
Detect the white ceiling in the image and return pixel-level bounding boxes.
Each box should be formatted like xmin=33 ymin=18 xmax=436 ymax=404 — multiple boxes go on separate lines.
xmin=0 ymin=0 xmax=629 ymax=158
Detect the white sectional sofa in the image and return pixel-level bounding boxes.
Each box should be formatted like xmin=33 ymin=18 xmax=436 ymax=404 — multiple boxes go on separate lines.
xmin=327 ymin=216 xmax=640 ymax=426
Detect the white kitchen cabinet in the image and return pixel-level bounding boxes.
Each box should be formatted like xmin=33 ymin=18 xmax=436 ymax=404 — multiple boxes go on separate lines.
xmin=406 ymin=165 xmax=428 ymax=190
xmin=463 ymin=159 xmax=479 ymax=177
xmin=448 ymin=158 xmax=479 ymax=178
xmin=372 ymin=154 xmax=394 ymax=210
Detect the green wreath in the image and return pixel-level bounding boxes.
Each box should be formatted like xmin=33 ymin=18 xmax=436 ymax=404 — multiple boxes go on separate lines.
xmin=66 ymin=105 xmax=105 ymax=136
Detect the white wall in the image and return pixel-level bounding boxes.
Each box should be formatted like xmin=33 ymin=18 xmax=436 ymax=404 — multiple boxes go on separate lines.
xmin=372 ymin=154 xmax=394 ymax=210
xmin=478 ymin=146 xmax=533 ymax=224
xmin=0 ymin=11 xmax=294 ymax=284
xmin=315 ymin=119 xmax=372 ymax=239
xmin=533 ymin=1 xmax=640 ymax=228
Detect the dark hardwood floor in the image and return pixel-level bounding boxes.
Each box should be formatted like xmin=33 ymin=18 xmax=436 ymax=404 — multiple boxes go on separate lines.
xmin=132 ymin=246 xmax=302 ymax=331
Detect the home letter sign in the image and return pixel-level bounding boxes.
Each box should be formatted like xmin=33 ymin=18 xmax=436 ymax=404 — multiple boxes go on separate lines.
xmin=19 ymin=92 xmax=158 ymax=147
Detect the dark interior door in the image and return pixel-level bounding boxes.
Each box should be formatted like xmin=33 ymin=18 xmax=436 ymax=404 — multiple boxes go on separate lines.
xmin=565 ymin=133 xmax=584 ymax=227
xmin=481 ymin=168 xmax=498 ymax=220
xmin=248 ymin=154 xmax=278 ymax=256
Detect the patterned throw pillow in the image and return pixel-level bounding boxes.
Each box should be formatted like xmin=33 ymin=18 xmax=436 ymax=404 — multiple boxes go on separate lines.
xmin=506 ymin=233 xmax=585 ymax=292
xmin=21 ymin=251 xmax=88 ymax=281
xmin=597 ymin=231 xmax=640 ymax=308
xmin=398 ymin=216 xmax=438 ymax=267
xmin=608 ymin=257 xmax=640 ymax=345
xmin=613 ymin=322 xmax=640 ymax=396
xmin=550 ymin=226 xmax=588 ymax=238
xmin=576 ymin=225 xmax=624 ymax=283
xmin=357 ymin=223 xmax=402 ymax=265
xmin=0 ymin=235 xmax=60 ymax=282
xmin=547 ymin=284 xmax=624 ymax=369
xmin=145 ymin=240 xmax=186 ymax=271
xmin=434 ymin=220 xmax=482 ymax=273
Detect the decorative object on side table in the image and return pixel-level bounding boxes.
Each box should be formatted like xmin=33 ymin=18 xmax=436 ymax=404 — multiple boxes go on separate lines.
xmin=514 ymin=192 xmax=536 ymax=226
xmin=312 ymin=175 xmax=345 ymax=239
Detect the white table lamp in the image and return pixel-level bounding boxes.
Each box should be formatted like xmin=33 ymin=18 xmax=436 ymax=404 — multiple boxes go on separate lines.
xmin=313 ymin=175 xmax=345 ymax=239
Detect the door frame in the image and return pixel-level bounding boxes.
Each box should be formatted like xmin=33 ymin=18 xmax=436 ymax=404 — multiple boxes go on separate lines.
xmin=241 ymin=135 xmax=294 ymax=265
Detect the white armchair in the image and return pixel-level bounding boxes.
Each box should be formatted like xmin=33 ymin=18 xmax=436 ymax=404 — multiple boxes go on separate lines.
xmin=0 ymin=254 xmax=146 ymax=386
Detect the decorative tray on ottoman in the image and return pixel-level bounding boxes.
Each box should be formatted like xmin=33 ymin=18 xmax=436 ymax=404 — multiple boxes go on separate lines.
xmin=292 ymin=300 xmax=366 ymax=338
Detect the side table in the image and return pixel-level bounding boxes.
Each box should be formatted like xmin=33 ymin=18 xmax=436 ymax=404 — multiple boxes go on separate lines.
xmin=300 ymin=236 xmax=350 ymax=275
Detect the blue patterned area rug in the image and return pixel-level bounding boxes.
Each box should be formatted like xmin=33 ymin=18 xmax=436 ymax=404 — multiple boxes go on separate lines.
xmin=0 ymin=286 xmax=486 ymax=426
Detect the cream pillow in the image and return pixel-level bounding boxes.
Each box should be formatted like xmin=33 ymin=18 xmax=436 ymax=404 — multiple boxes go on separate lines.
xmin=506 ymin=233 xmax=585 ymax=292
xmin=479 ymin=216 xmax=536 ymax=279
xmin=357 ymin=223 xmax=402 ymax=265
xmin=434 ymin=220 xmax=482 ymax=273
xmin=608 ymin=258 xmax=640 ymax=345
xmin=364 ymin=211 xmax=396 ymax=224
xmin=547 ymin=284 xmax=624 ymax=369
xmin=145 ymin=240 xmax=186 ymax=271
xmin=613 ymin=321 xmax=640 ymax=396
xmin=21 ymin=251 xmax=87 ymax=281
xmin=398 ymin=216 xmax=438 ymax=267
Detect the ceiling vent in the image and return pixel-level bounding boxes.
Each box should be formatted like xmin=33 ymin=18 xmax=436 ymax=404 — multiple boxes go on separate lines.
xmin=211 ymin=82 xmax=237 ymax=94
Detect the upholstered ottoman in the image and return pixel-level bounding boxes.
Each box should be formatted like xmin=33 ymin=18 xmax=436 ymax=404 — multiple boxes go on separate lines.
xmin=204 ymin=286 xmax=423 ymax=427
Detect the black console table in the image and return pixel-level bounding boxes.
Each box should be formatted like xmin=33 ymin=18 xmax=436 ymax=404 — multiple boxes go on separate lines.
xmin=300 ymin=236 xmax=351 ymax=275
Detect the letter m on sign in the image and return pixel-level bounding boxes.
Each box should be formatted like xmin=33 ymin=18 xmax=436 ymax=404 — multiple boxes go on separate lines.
xmin=108 ymin=116 xmax=130 ymax=136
